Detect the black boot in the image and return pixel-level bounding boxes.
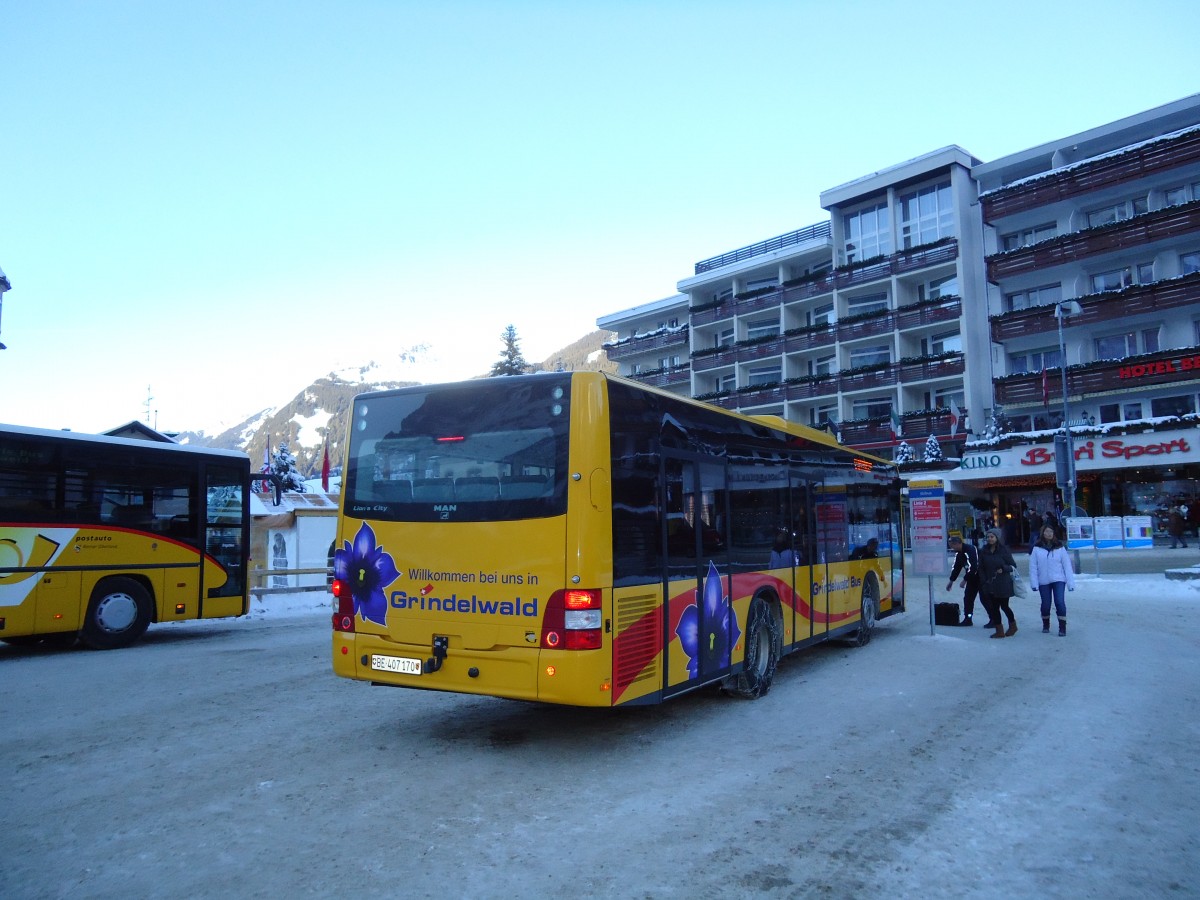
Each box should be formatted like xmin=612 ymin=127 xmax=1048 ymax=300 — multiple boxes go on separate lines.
xmin=960 ymin=614 xmax=973 ymax=627
xmin=1042 ymin=617 xmax=1050 ymax=633
xmin=1058 ymin=618 xmax=1066 ymax=637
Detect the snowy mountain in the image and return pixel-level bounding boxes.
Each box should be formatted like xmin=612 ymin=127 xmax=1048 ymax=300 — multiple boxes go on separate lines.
xmin=175 ymin=329 xmax=616 ymax=477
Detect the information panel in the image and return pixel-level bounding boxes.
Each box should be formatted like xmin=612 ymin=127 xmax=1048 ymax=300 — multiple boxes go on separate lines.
xmin=909 ymin=480 xmax=948 ymax=577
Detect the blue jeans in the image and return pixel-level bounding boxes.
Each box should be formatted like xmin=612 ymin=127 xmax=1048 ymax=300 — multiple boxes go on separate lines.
xmin=1039 ymin=581 xmax=1067 ymax=618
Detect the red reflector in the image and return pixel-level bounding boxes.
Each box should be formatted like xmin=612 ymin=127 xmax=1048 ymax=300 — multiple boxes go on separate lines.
xmin=435 ymin=435 xmax=466 ymax=442
xmin=564 ymin=630 xmax=602 ymax=650
xmin=331 ymin=580 xmax=355 ymax=632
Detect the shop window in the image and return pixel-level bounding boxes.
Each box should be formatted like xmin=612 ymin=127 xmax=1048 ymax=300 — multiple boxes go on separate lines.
xmin=1099 ymin=403 xmax=1120 ymax=424
xmin=1123 ymin=402 xmax=1144 ymax=421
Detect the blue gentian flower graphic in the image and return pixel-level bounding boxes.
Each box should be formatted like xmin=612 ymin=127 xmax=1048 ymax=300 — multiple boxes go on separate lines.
xmin=675 ymin=560 xmax=740 ymax=679
xmin=333 ymin=522 xmax=399 ymax=627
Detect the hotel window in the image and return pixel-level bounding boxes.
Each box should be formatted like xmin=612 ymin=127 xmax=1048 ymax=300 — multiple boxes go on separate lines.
xmin=745 ymin=319 xmax=780 ymax=342
xmin=1151 ymin=395 xmax=1197 ymax=417
xmin=812 ymin=403 xmax=839 ymax=426
xmin=1123 ymin=401 xmax=1144 ymax=421
xmin=851 ymin=397 xmax=893 ymax=420
xmin=1181 ymin=251 xmax=1200 ymax=275
xmin=747 ymin=365 xmax=782 ymax=387
xmin=848 ymin=344 xmax=891 ymax=369
xmin=712 ymin=288 xmax=733 ymax=304
xmin=813 ymin=354 xmax=837 ymax=376
xmin=1089 ymin=263 xmax=1153 ymax=294
xmin=1086 ymin=197 xmax=1148 ymax=229
xmin=1164 ymin=182 xmax=1200 ymax=206
xmin=1001 ymin=222 xmax=1058 ymax=251
xmin=918 ymin=274 xmax=959 ymax=301
xmin=930 ymin=330 xmax=962 ymax=355
xmin=1005 ymin=283 xmax=1062 ymax=312
xmin=715 ymin=328 xmax=735 ymax=348
xmin=846 ymin=292 xmax=889 ymax=316
xmin=811 ymin=303 xmax=835 ymax=326
xmin=933 ymin=386 xmax=963 ymax=410
xmin=716 ymin=374 xmax=736 ymax=392
xmin=1008 ymin=348 xmax=1061 ymax=374
xmin=843 ymin=201 xmax=891 ymax=263
xmin=1094 ymin=328 xmax=1159 ymax=359
xmin=744 ymin=276 xmax=779 ymax=293
xmin=899 ymin=181 xmax=954 ymax=249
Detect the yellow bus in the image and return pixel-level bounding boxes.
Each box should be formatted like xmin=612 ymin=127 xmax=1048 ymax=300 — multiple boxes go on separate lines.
xmin=0 ymin=424 xmax=252 ymax=649
xmin=331 ymin=373 xmax=903 ymax=706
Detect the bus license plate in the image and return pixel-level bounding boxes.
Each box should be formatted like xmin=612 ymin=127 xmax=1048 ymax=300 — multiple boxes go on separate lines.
xmin=370 ymin=654 xmax=423 ymax=676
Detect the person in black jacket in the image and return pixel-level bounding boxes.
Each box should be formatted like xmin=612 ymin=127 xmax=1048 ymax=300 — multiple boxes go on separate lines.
xmin=945 ymin=536 xmax=983 ymax=626
xmin=979 ymin=528 xmax=1018 ymax=639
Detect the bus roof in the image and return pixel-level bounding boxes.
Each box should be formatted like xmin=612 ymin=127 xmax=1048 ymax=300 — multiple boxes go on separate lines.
xmin=0 ymin=422 xmax=251 ymax=463
xmin=348 ymin=372 xmax=893 ymax=468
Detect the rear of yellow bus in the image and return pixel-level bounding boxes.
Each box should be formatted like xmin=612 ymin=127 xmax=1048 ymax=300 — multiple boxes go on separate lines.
xmin=331 ymin=373 xmax=617 ymax=706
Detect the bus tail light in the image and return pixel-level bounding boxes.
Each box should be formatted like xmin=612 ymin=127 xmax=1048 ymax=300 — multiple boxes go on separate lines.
xmin=541 ymin=588 xmax=602 ymax=650
xmin=331 ymin=579 xmax=355 ymax=633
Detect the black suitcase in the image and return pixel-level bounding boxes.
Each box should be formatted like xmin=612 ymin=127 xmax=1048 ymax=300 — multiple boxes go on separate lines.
xmin=934 ymin=602 xmax=961 ymax=626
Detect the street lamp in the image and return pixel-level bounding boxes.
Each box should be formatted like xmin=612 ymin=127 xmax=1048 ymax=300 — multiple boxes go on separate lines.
xmin=1054 ymin=300 xmax=1084 ymax=518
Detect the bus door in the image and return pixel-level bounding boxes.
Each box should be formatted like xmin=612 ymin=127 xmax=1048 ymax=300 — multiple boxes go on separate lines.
xmin=789 ymin=470 xmax=821 ymax=642
xmin=662 ymin=454 xmax=730 ymax=693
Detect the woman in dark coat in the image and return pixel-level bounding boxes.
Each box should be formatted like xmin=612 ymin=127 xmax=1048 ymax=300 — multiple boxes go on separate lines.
xmin=978 ymin=528 xmax=1018 ymax=639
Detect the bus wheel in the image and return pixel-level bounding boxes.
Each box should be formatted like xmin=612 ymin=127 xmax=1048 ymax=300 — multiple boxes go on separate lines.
xmin=81 ymin=578 xmax=152 ymax=650
xmin=727 ymin=594 xmax=781 ymax=699
xmin=853 ymin=576 xmax=880 ymax=647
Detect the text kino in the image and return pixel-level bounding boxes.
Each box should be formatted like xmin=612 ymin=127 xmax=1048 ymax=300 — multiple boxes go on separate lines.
xmin=960 ymin=454 xmax=1002 ymax=470
xmin=1020 ymin=437 xmax=1191 ymax=466
xmin=1119 ymin=356 xmax=1200 ymax=378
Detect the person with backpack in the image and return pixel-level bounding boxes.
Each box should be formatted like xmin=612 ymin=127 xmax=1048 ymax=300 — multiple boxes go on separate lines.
xmin=979 ymin=528 xmax=1018 ymax=639
xmin=945 ymin=535 xmax=982 ymax=627
xmin=1028 ymin=524 xmax=1075 ymax=635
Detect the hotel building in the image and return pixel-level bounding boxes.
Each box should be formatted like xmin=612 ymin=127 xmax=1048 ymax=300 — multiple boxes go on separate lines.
xmin=599 ymin=94 xmax=1200 ymax=543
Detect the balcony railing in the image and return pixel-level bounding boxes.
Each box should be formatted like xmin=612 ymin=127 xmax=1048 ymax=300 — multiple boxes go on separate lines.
xmin=993 ymin=344 xmax=1200 ymax=406
xmin=694 ymin=221 xmax=832 ymax=274
xmin=635 ymin=366 xmax=691 ymax=388
xmin=987 ymin=201 xmax=1200 ymax=281
xmin=603 ymin=327 xmax=688 ymax=361
xmin=981 ymin=127 xmax=1200 ymax=220
xmin=690 ymin=239 xmax=959 ymax=326
xmin=839 ymin=411 xmax=962 ymax=447
xmin=895 ymin=296 xmax=962 ymax=330
xmin=989 ymin=272 xmax=1200 ymax=342
xmin=898 ymin=355 xmax=965 ymax=382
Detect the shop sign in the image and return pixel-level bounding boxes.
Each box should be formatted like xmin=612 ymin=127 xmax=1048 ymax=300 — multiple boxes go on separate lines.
xmin=1019 ymin=436 xmax=1192 ymax=467
xmin=959 ymin=452 xmax=1003 ymax=470
xmin=1118 ymin=354 xmax=1200 ymax=379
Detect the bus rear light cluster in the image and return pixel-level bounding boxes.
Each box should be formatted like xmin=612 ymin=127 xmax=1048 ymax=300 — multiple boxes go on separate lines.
xmin=541 ymin=588 xmax=602 ymax=650
xmin=331 ymin=579 xmax=355 ymax=632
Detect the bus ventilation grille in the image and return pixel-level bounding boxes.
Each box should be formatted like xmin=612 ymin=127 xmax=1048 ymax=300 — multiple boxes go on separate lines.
xmin=615 ymin=592 xmax=661 ymax=687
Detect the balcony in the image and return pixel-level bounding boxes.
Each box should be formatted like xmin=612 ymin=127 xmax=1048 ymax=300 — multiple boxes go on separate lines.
xmin=895 ymin=295 xmax=962 ymax=330
xmin=694 ymin=221 xmax=831 ymax=274
xmin=993 ymin=344 xmax=1200 ymax=406
xmin=603 ymin=327 xmax=688 ymax=362
xmin=784 ymin=324 xmax=836 ymax=352
xmin=989 ymin=272 xmax=1200 ymax=342
xmin=786 ymin=377 xmax=838 ymax=400
xmin=987 ymin=201 xmax=1200 ymax=281
xmin=838 ymin=311 xmax=894 ymax=341
xmin=692 ymin=348 xmax=735 ymax=373
xmin=839 ymin=366 xmax=897 ymax=392
xmin=898 ymin=353 xmax=965 ymax=382
xmin=839 ymin=410 xmax=962 ymax=447
xmin=982 ymin=128 xmax=1200 ymax=220
xmin=634 ymin=365 xmax=691 ymax=389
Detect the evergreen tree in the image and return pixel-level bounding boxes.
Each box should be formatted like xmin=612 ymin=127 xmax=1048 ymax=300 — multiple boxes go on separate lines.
xmin=271 ymin=442 xmax=307 ymax=492
xmin=893 ymin=441 xmax=915 ymax=464
xmin=922 ymin=433 xmax=944 ymax=463
xmin=490 ymin=325 xmax=529 ymax=376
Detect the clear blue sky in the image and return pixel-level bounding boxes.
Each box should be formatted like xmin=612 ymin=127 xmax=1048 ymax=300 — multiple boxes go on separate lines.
xmin=3 ymin=0 xmax=1197 ymax=434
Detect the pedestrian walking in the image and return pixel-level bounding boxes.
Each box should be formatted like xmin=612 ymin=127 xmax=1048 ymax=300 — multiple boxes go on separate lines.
xmin=979 ymin=528 xmax=1018 ymax=639
xmin=945 ymin=536 xmax=981 ymax=626
xmin=1168 ymin=505 xmax=1189 ymax=548
xmin=1028 ymin=524 xmax=1074 ymax=636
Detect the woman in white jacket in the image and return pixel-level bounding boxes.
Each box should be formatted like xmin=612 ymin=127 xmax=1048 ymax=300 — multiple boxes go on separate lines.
xmin=1028 ymin=524 xmax=1075 ymax=635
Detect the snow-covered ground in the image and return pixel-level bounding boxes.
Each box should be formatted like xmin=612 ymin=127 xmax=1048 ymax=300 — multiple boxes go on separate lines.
xmin=4 ymin=567 xmax=1198 ymax=898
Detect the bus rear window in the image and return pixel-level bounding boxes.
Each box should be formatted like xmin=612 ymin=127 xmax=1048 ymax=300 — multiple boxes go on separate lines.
xmin=343 ymin=377 xmax=571 ymax=522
